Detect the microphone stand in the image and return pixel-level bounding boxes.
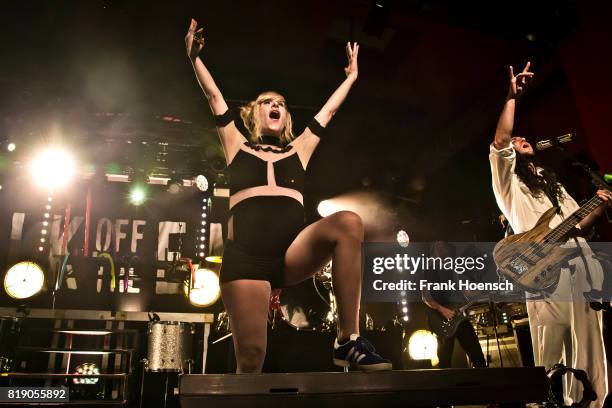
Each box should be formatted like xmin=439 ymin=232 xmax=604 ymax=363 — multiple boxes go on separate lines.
xmin=551 ymin=142 xmax=611 ymax=312
xmin=552 ymin=142 xmax=609 ymax=190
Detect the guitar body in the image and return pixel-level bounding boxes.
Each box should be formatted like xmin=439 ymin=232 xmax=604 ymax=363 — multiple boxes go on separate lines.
xmin=493 ymin=207 xmax=578 ymax=291
xmin=427 ymin=308 xmax=470 ymax=339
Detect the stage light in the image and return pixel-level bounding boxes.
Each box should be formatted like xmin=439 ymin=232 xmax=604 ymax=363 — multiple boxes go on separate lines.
xmin=4 ymin=261 xmax=45 ymax=299
xmin=186 ymin=268 xmax=220 ymax=307
xmin=73 ymin=363 xmax=100 ymax=385
xmin=7 ymin=143 xmax=16 ymax=152
xmin=195 ymin=175 xmax=209 ymax=192
xmin=31 ymin=148 xmax=75 ymax=189
xmin=408 ymin=330 xmax=438 ymax=360
xmin=205 ymin=256 xmax=223 ymax=264
xmin=397 ymin=230 xmax=409 ymax=247
xmin=317 ymin=200 xmax=339 ymax=217
xmin=129 ymin=186 xmax=146 ymax=205
xmin=198 ymin=252 xmax=205 ymax=257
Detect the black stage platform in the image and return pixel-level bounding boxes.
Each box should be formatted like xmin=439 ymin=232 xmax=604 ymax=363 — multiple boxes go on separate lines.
xmin=180 ymin=367 xmax=548 ymax=407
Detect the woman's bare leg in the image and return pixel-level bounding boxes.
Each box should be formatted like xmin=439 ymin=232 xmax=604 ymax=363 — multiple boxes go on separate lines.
xmin=284 ymin=211 xmax=364 ymax=341
xmin=221 ymin=280 xmax=271 ymax=373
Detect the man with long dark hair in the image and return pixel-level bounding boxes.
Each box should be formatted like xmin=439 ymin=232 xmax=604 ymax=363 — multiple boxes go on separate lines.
xmin=489 ymin=62 xmax=610 ymax=407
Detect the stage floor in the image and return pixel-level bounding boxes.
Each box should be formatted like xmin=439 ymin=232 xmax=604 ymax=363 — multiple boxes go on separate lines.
xmin=180 ymin=367 xmax=548 ymax=407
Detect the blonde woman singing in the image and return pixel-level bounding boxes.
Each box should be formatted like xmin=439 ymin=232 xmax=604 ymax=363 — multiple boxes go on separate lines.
xmin=185 ymin=18 xmax=391 ymax=373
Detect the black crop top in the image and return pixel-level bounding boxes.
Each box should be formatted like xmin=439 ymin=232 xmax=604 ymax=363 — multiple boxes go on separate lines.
xmin=214 ymin=110 xmax=325 ymax=202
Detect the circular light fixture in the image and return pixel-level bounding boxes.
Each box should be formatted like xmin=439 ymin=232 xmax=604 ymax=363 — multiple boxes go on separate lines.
xmin=186 ymin=268 xmax=220 ymax=307
xmin=195 ymin=175 xmax=209 ymax=192
xmin=408 ymin=330 xmax=438 ymax=360
xmin=73 ymin=363 xmax=100 ymax=384
xmin=4 ymin=261 xmax=45 ymax=299
xmin=7 ymin=143 xmax=16 ymax=152
xmin=397 ymin=230 xmax=410 ymax=247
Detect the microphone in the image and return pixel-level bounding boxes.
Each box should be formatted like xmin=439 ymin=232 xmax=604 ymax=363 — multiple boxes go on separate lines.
xmin=535 ymin=132 xmax=575 ymax=151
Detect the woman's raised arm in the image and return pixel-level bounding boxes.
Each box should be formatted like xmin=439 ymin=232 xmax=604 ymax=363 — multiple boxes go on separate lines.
xmin=185 ymin=18 xmax=229 ymax=115
xmin=314 ymin=42 xmax=359 ymax=128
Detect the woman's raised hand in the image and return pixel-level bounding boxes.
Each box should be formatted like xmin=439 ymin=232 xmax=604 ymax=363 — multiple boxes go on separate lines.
xmin=507 ymin=61 xmax=534 ymax=99
xmin=185 ymin=18 xmax=204 ymax=61
xmin=344 ymin=42 xmax=359 ymax=79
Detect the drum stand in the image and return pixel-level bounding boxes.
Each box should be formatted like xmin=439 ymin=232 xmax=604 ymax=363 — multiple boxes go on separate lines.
xmin=139 ymin=359 xmax=147 ymax=408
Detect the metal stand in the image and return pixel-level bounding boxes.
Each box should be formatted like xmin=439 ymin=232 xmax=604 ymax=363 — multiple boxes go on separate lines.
xmin=489 ymin=299 xmax=504 ymax=367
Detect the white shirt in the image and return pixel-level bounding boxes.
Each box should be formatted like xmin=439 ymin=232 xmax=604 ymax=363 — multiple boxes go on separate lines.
xmin=489 ymin=142 xmax=580 ymax=234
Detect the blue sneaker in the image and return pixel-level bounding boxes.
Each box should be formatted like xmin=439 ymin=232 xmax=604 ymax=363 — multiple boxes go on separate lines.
xmin=333 ymin=334 xmax=392 ymax=372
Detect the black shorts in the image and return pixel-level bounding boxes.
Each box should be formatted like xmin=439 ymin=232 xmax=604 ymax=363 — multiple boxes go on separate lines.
xmin=220 ymin=240 xmax=286 ymax=289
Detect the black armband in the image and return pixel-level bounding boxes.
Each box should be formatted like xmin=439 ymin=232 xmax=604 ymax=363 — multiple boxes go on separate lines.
xmin=307 ymin=118 xmax=326 ymax=138
xmin=214 ymin=109 xmax=233 ymax=127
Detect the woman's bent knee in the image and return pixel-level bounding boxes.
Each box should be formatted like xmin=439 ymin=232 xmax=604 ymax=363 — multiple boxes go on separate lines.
xmin=332 ymin=211 xmax=364 ymax=240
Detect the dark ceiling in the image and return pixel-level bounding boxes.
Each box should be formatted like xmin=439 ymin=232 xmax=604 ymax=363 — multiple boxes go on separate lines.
xmin=0 ymin=0 xmax=586 ymax=239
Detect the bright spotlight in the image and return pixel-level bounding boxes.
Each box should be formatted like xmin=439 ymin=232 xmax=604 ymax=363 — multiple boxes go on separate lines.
xmin=408 ymin=330 xmax=438 ymax=360
xmin=129 ymin=186 xmax=146 ymax=205
xmin=31 ymin=148 xmax=75 ymax=189
xmin=186 ymin=268 xmax=220 ymax=307
xmin=317 ymin=200 xmax=340 ymax=217
xmin=397 ymin=230 xmax=410 ymax=247
xmin=195 ymin=175 xmax=209 ymax=192
xmin=4 ymin=261 xmax=45 ymax=299
xmin=7 ymin=143 xmax=16 ymax=152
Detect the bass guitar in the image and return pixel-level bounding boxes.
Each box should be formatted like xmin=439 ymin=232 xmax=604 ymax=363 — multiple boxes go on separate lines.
xmin=493 ymin=194 xmax=605 ymax=292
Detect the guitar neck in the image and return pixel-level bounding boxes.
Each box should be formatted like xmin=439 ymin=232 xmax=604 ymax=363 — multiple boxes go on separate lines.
xmin=458 ymin=300 xmax=477 ymax=313
xmin=544 ymin=195 xmax=603 ymax=242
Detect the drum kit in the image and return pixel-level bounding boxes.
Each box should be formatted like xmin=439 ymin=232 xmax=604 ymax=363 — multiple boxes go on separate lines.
xmin=212 ymin=261 xmax=380 ymax=343
xmin=145 ymin=320 xmax=195 ymax=373
xmin=270 ymin=262 xmax=336 ymax=331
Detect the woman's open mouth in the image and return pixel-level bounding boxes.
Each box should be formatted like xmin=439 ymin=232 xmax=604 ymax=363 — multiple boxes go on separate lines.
xmin=269 ymin=110 xmax=280 ymax=120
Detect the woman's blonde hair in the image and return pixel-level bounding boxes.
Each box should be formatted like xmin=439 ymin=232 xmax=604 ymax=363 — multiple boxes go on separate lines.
xmin=239 ymin=91 xmax=294 ymax=144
